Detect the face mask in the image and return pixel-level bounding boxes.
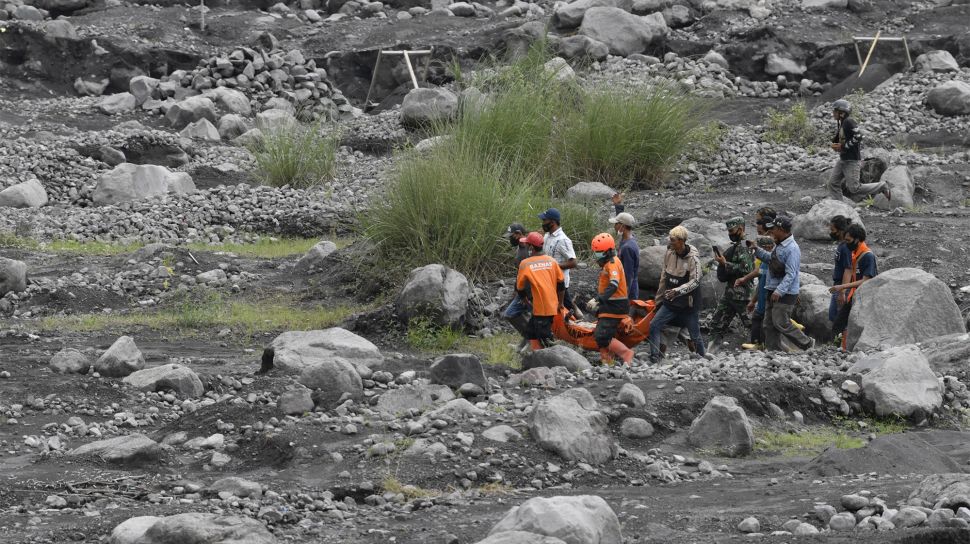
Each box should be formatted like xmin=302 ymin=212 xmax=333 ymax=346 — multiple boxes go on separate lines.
xmin=594 ymin=251 xmax=607 ymax=260
xmin=729 ymin=233 xmax=742 ymax=243
xmin=510 ymin=237 xmax=521 ymax=247
xmin=541 ymin=223 xmax=553 ymax=233
xmin=846 ymin=240 xmax=859 ymax=251
xmin=829 ymin=232 xmax=840 ymax=241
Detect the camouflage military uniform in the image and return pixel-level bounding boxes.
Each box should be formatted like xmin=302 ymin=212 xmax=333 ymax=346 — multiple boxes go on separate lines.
xmin=709 ymin=218 xmax=755 ymax=343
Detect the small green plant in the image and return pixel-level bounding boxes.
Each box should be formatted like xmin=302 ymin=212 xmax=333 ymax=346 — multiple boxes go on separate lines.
xmin=764 ymin=102 xmax=822 ymax=148
xmin=755 ymin=428 xmax=865 ymax=457
xmin=405 ymin=317 xmax=464 ymax=353
xmin=863 ymin=195 xmax=875 ymax=208
xmin=456 ymin=332 xmax=521 ymax=369
xmin=248 ymin=123 xmax=339 ymax=188
xmin=381 ymin=476 xmax=439 ymax=499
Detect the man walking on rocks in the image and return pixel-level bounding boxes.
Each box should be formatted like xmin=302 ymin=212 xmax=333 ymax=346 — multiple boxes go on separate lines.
xmin=609 ymin=193 xmax=640 ymax=306
xmin=827 ymin=215 xmax=853 ymax=327
xmin=516 ymin=232 xmax=565 ymax=351
xmin=829 ymin=223 xmax=878 ymax=350
xmin=540 ymin=208 xmax=583 ymax=319
xmin=586 ymin=233 xmax=634 ymax=366
xmin=708 ymin=217 xmax=754 ymax=349
xmin=826 ymin=99 xmax=891 ymax=202
xmin=751 ymin=216 xmax=814 ymax=352
xmin=503 ymin=223 xmax=532 ymax=343
xmin=734 ymin=207 xmax=776 ymax=349
xmin=647 ymin=226 xmax=708 ymax=364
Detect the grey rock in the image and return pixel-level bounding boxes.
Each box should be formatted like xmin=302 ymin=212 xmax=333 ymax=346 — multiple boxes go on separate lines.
xmin=137 ymin=513 xmax=277 ymax=544
xmin=95 ymin=336 xmax=145 ymax=378
xmin=122 ymin=364 xmax=204 ymax=397
xmin=430 ymin=353 xmax=489 ymax=391
xmin=109 ymin=516 xmax=160 ymax=544
xmin=482 ymin=424 xmax=523 ymax=443
xmin=848 ymin=345 xmax=943 ymax=417
xmin=295 ymin=240 xmax=337 ymax=271
xmin=793 ymin=281 xmax=833 ymax=341
xmin=529 ymin=388 xmax=617 ymax=463
xmin=841 ymin=494 xmax=870 ymax=511
xmin=278 ymin=386 xmax=314 ymax=415
xmin=893 ymin=507 xmax=928 ymax=528
xmin=99 ymin=93 xmax=138 ymax=115
xmin=737 ymin=517 xmax=760 ymax=533
xmin=619 ymin=417 xmax=654 ymax=438
xmin=828 ymin=512 xmax=856 ymax=531
xmin=232 ymin=128 xmax=264 ymax=147
xmin=764 ymin=53 xmax=806 ymax=75
xmin=872 ymin=165 xmax=914 ymax=210
xmin=299 ymin=359 xmax=363 ymax=410
xmin=687 ymin=396 xmax=754 ymax=457
xmin=255 ymin=108 xmax=299 ymax=133
xmin=179 ymin=118 xmax=221 ymax=141
xmin=92 ymin=163 xmax=195 ymax=206
xmin=207 ymin=477 xmax=263 ymax=498
xmin=268 ymin=328 xmax=383 ymax=377
xmin=801 ymin=0 xmax=846 ymax=8
xmin=543 ymin=57 xmax=576 ymax=83
xmin=376 ymin=384 xmax=456 ymax=414
xmin=0 ymin=177 xmax=47 ymax=208
xmin=0 ymin=257 xmax=27 ymax=297
xmin=50 ymin=348 xmax=91 ymax=374
xmin=205 ymin=87 xmax=253 ymax=116
xmin=395 ymin=264 xmax=470 ymax=327
xmin=555 ymin=35 xmax=609 ymax=62
xmin=566 ymin=181 xmax=616 ymax=203
xmin=489 ymin=495 xmax=622 ymax=544
xmin=847 ymin=268 xmax=965 ymax=351
xmin=616 ymin=383 xmax=646 ymax=407
xmin=129 ymin=76 xmax=159 ymax=106
xmin=915 ymin=50 xmax=960 ymax=72
xmin=579 ymin=7 xmax=668 ymax=57
xmin=217 ymin=114 xmax=250 ymax=140
xmin=75 ymin=77 xmax=109 ymax=97
xmin=401 ymin=87 xmax=459 ymax=128
xmin=703 ymin=50 xmax=728 ymax=69
xmin=679 ymin=217 xmax=732 ymax=249
xmin=792 ymin=198 xmax=863 ymax=240
xmin=521 ymin=344 xmax=592 ymax=372
xmin=426 ymin=397 xmax=485 ymax=419
xmin=926 ymin=81 xmax=970 ymax=116
xmin=99 ymin=146 xmax=126 ymax=166
xmin=474 ymin=532 xmax=567 ymax=544
xmin=552 ymin=0 xmax=632 ymax=29
xmin=637 ymin=245 xmax=667 ymax=290
xmin=13 ymin=4 xmax=44 ymax=20
xmin=68 ymin=433 xmax=161 ymax=464
xmin=166 ymin=96 xmax=218 ymax=129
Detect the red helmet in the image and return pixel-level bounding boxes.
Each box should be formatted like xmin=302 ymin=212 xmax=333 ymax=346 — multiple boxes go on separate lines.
xmin=520 ymin=231 xmax=544 ymax=248
xmin=591 ymin=232 xmax=615 ymax=252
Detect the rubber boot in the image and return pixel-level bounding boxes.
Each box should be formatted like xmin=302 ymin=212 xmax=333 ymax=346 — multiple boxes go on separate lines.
xmin=529 ymin=339 xmax=543 ymax=351
xmin=599 ymin=348 xmax=614 ymax=366
xmin=609 ymin=339 xmax=634 ymax=367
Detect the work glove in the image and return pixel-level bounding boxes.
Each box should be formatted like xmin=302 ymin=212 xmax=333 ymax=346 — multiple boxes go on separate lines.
xmin=586 ymin=298 xmax=599 ymax=312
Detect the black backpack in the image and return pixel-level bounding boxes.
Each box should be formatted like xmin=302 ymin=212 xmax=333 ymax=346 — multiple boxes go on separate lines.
xmin=715 ymin=244 xmax=737 ymax=284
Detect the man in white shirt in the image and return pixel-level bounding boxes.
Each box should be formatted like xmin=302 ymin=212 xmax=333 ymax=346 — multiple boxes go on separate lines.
xmin=539 ymin=208 xmax=583 ymax=319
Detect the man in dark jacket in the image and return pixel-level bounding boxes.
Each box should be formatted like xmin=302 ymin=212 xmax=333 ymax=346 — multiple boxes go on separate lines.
xmin=708 ymin=216 xmax=754 ymax=349
xmin=609 ymin=193 xmax=640 ymax=305
xmin=826 ymin=99 xmax=891 ymax=202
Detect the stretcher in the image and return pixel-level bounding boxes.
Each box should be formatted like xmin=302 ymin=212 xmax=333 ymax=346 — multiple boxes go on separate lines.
xmin=551 ymin=299 xmax=657 ymax=351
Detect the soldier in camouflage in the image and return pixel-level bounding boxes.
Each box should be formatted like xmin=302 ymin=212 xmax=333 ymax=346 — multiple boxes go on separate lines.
xmin=708 ymin=216 xmax=755 ymax=349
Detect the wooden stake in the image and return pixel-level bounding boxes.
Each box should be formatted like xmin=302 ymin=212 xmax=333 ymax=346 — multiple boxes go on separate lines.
xmin=859 ymin=30 xmax=881 ymax=76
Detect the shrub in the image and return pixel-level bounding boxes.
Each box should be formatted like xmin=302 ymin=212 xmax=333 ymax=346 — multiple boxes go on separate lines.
xmin=249 ymin=123 xmax=339 ymax=188
xmin=764 ymin=102 xmax=823 ymax=148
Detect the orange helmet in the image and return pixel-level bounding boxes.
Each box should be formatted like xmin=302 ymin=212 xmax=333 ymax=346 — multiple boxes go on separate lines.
xmin=591 ymin=232 xmax=615 ymax=252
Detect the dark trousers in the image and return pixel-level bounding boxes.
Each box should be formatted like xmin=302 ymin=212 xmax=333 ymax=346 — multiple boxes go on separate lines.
xmin=527 ymin=315 xmax=554 ymax=347
xmin=764 ymin=292 xmax=812 ymax=351
xmin=750 ymin=312 xmax=764 ymax=344
xmin=594 ymin=317 xmax=621 ymax=349
xmin=648 ymin=304 xmax=705 ymax=357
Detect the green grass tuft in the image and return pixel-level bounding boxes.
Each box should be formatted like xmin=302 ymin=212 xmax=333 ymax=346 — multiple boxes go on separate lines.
xmin=755 ymin=428 xmax=865 ymax=457
xmin=248 ymin=123 xmax=339 ymax=188
xmin=764 ymin=102 xmax=823 ymax=148
xmin=404 ymin=318 xmax=521 ymax=369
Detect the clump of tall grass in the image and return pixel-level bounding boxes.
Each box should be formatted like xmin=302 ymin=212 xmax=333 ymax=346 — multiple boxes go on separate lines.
xmin=248 ymin=123 xmax=339 ymax=188
xmin=764 ymin=102 xmax=824 ymax=148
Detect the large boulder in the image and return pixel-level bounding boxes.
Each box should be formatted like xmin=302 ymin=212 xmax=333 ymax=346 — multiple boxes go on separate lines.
xmin=794 ymin=282 xmax=833 ymax=341
xmin=0 ymin=177 xmax=48 ymax=208
xmin=217 ymin=114 xmax=250 ymax=140
xmin=637 ymin=245 xmax=667 ymax=290
xmin=0 ymin=257 xmax=28 ymax=296
xmin=565 ymin=181 xmax=616 ymax=203
xmin=521 ymin=344 xmax=592 ymax=372
xmin=267 ymin=328 xmax=383 ymax=377
xmin=166 ymin=96 xmax=218 ymax=129
xmin=180 ymin=119 xmax=221 ymax=141
xmin=110 ymin=516 xmax=160 ymax=544
xmin=921 ymin=333 xmax=970 ymax=375
xmin=50 ymin=348 xmax=92 ymax=374
xmin=294 ymin=240 xmax=338 ymax=272
xmin=122 ymin=364 xmax=204 ymax=398
xmin=98 ymin=93 xmax=138 ymax=115
xmin=847 ymin=268 xmax=965 ymax=351
xmin=529 ymin=388 xmax=617 ymax=463
xmin=679 ymin=217 xmax=731 ymax=249
xmin=68 ymin=434 xmax=161 ymax=465
xmin=430 ymin=353 xmax=489 ymax=392
xmin=255 ymin=108 xmax=299 ymax=133
xmin=909 ymin=474 xmax=970 ymax=509
xmin=555 ymin=35 xmax=610 ymax=62
xmin=94 ymin=336 xmax=145 ymax=378
xmin=488 ymin=495 xmax=622 ymax=544
xmin=395 ymin=264 xmax=470 ymax=327
xmin=33 ymin=0 xmax=90 ymax=14
xmin=205 ymin=87 xmax=252 ymax=116
xmin=289 ymin=358 xmax=362 ymax=410
xmin=848 ymin=345 xmax=943 ymax=418
xmin=915 ymin=50 xmax=960 ymax=72
xmin=579 ymin=8 xmax=668 ymax=57
xmin=129 ymin=76 xmax=159 ymax=106
xmin=401 ymin=87 xmax=459 ymax=128
xmin=135 ymin=512 xmax=277 ymax=544
xmin=792 ymin=199 xmax=863 ymax=240
xmin=206 ymin=477 xmax=263 ymax=499
xmin=474 ymin=532 xmax=567 ymax=544
xmin=687 ymin=396 xmax=754 ymax=457
xmin=376 ymin=384 xmax=456 ymax=415
xmin=926 ymin=81 xmax=970 ymax=116
xmin=92 ymin=163 xmax=196 ymax=206
xmin=552 ymin=0 xmax=632 ymax=29
xmin=872 ymin=165 xmax=914 ymax=210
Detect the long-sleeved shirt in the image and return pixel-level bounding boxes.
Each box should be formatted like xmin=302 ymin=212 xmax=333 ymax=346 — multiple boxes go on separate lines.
xmin=613 ymin=203 xmax=640 ymax=300
xmin=833 ymin=117 xmax=862 ymax=161
xmin=754 ymin=235 xmax=800 ymax=296
xmin=659 ymin=245 xmax=702 ymax=297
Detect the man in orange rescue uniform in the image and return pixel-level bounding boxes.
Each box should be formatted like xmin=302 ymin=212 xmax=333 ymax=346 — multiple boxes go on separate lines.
xmin=516 ymin=232 xmax=565 ymax=351
xmin=586 ymin=233 xmax=635 ymax=366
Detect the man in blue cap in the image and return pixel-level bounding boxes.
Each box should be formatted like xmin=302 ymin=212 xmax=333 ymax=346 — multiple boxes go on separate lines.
xmin=539 ymin=208 xmax=583 ymax=318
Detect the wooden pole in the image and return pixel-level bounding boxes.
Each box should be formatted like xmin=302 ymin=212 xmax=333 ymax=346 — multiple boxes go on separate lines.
xmin=200 ymin=0 xmax=205 ymax=33
xmin=859 ymin=30 xmax=881 ymax=76
xmin=403 ymin=51 xmax=419 ymax=89
xmin=363 ymin=50 xmax=384 ymax=108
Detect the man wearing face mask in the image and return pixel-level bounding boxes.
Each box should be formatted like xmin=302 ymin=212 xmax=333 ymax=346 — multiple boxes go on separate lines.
xmin=647 ymin=226 xmax=707 ymax=365
xmin=751 ymin=215 xmax=814 ymax=352
xmin=829 ymin=223 xmax=877 ymax=350
xmin=502 ymin=223 xmax=532 ymax=345
xmin=586 ymin=233 xmax=635 ymax=366
xmin=609 ymin=193 xmax=640 ymax=305
xmin=539 ymin=208 xmax=583 ymax=319
xmin=827 ymin=215 xmax=853 ymax=327
xmin=708 ymin=217 xmax=754 ymax=350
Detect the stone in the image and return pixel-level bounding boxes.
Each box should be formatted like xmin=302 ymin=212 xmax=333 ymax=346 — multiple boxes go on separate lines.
xmin=489 ymin=495 xmax=622 ymax=544
xmin=129 ymin=76 xmax=159 ymax=106
xmin=94 ymin=336 xmax=145 ymax=378
xmin=99 ymin=146 xmax=126 ymax=166
xmin=196 ymin=269 xmax=227 ymax=285
xmin=0 ymin=177 xmax=47 ymax=208
xmin=555 ymin=35 xmax=610 ymax=62
xmin=793 ymin=282 xmax=833 ymax=341
xmin=616 ymin=383 xmax=646 ymax=407
xmin=34 ymin=0 xmax=89 ymax=14
xmin=268 ymin=328 xmax=383 ymax=382
xmin=13 ymin=4 xmax=44 ymax=20
xmin=136 ymin=513 xmax=277 ymax=543
xmin=401 ymin=87 xmax=459 ymax=128
xmin=637 ymin=245 xmax=667 ymax=290
xmin=68 ymin=434 xmax=161 ymax=465
xmin=217 ymin=114 xmax=249 ymax=140
xmin=395 ymin=264 xmax=470 ymax=327
xmin=579 ymin=7 xmax=668 ymax=57
xmin=552 ymin=0 xmax=632 ymax=29
xmin=841 ymin=494 xmax=870 ymax=511
xmin=662 ymin=4 xmax=692 ymax=27
xmin=109 ymin=516 xmax=160 ymax=544
xmin=122 ymin=364 xmax=204 ymax=397
xmin=92 ymin=163 xmax=195 ymax=206
xmin=793 ymin=523 xmax=819 ymax=535
xmin=678 ymin=217 xmax=731 ymax=249
xmin=529 ymin=389 xmax=617 ymax=463
xmin=180 ymin=118 xmax=221 ymax=141
xmin=847 ymin=268 xmax=965 ymax=351
xmin=926 ymin=81 xmax=970 ymax=116
xmin=764 ymin=53 xmax=807 ymax=76
xmin=910 ymin=474 xmax=970 ymax=509
xmin=427 ymin=397 xmax=485 ymax=419
xmin=0 ymin=257 xmax=27 ymax=296
xmin=295 ymin=240 xmax=337 ymax=271
xmin=299 ymin=359 xmax=363 ymax=410
xmin=566 ymin=181 xmax=615 ymax=203
xmin=207 ymin=477 xmax=262 ymax=498
xmin=279 ymin=386 xmax=314 ymax=415
xmin=828 ymin=512 xmax=856 ymax=530
xmin=542 ymin=57 xmax=576 ymax=82
xmin=474 ymin=532 xmax=567 ymax=544
xmin=233 ymin=128 xmax=264 ymax=148
xmin=166 ymin=96 xmax=218 ymax=129
xmin=703 ymin=50 xmax=729 ymax=69
xmin=872 ymin=165 xmax=914 ymax=210
xmin=99 ymin=93 xmax=138 ymax=115
xmin=430 ymin=353 xmax=488 ymax=391
xmin=449 ymin=1 xmax=475 ymax=15
xmin=801 ymin=0 xmax=847 ymax=8
xmin=255 ymin=108 xmax=299 ymax=133
xmin=482 ymin=425 xmax=523 ymax=443
xmin=687 ymin=396 xmax=754 ymax=457
xmin=376 ymin=384 xmax=456 ymax=414
xmin=521 ymin=345 xmax=592 ymax=372
xmin=848 ymin=345 xmax=943 ymax=417
xmin=50 ymin=348 xmax=91 ymax=374
xmin=792 ymin=199 xmax=863 ymax=240
xmin=75 ymin=77 xmax=109 ymax=97
xmin=737 ymin=517 xmax=760 ymax=533
xmin=893 ymin=507 xmax=928 ymax=528
xmin=619 ymin=417 xmax=654 ymax=438
xmin=915 ymin=50 xmax=960 ymax=72
xmin=205 ymin=87 xmax=252 ymax=116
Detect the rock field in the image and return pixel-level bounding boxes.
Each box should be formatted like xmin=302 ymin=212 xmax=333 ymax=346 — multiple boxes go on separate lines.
xmin=1 ymin=0 xmax=970 ymax=542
